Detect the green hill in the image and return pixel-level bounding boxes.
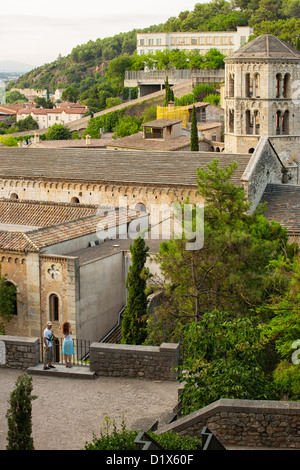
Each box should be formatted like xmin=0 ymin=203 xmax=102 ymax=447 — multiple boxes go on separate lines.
xmin=10 ymin=0 xmax=300 ymax=111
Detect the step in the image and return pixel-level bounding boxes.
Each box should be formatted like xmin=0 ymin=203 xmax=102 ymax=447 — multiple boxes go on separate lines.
xmin=27 ymin=363 xmax=96 ymax=379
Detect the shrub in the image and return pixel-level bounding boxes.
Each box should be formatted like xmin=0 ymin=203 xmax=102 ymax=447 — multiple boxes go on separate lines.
xmin=84 ymin=415 xmax=202 ymax=450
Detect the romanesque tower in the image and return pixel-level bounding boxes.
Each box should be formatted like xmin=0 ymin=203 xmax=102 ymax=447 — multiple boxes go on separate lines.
xmin=224 ymin=34 xmax=300 ymax=154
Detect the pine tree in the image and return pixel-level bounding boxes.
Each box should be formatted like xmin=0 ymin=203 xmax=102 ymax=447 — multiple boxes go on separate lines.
xmin=6 ymin=374 xmax=37 ymax=450
xmin=190 ymin=105 xmax=199 ymax=151
xmin=121 ymin=237 xmax=149 ymax=344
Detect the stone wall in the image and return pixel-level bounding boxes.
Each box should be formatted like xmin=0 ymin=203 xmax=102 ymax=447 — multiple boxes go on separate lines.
xmin=0 ymin=336 xmax=40 ymax=369
xmin=89 ymin=342 xmax=179 ymax=381
xmin=157 ymin=398 xmax=300 ymax=449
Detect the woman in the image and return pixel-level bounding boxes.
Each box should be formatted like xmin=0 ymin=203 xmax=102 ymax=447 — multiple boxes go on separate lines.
xmin=61 ymin=322 xmax=75 ymax=368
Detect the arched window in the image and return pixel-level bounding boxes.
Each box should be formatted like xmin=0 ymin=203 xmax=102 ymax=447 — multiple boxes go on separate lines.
xmin=10 ymin=193 xmax=18 ymax=200
xmin=276 ymin=73 xmax=282 ymax=98
xmin=283 ymin=74 xmax=291 ymax=99
xmin=253 ymin=73 xmax=260 ymax=98
xmin=49 ymin=294 xmax=59 ymax=322
xmin=71 ymin=197 xmax=80 ymax=204
xmin=229 ymin=73 xmax=235 ymax=97
xmin=4 ymin=281 xmax=17 ymax=315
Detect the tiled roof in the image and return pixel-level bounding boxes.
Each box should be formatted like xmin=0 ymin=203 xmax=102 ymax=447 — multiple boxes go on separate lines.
xmin=107 ymin=132 xmax=194 ymax=151
xmin=260 ymin=184 xmax=300 ymax=233
xmin=0 ymin=208 xmax=139 ymax=252
xmin=0 ymin=148 xmax=251 ymax=187
xmin=0 ymin=200 xmax=98 ymax=227
xmin=225 ymin=34 xmax=300 ymax=61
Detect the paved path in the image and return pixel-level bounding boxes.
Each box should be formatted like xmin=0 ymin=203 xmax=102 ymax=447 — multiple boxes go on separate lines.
xmin=0 ymin=368 xmax=180 ymax=451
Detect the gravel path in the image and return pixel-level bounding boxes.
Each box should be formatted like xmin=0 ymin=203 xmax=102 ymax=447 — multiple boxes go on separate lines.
xmin=0 ymin=368 xmax=179 ymax=451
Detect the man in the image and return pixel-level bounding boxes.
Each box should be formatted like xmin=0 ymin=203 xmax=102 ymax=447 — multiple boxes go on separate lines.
xmin=43 ymin=321 xmax=56 ymax=370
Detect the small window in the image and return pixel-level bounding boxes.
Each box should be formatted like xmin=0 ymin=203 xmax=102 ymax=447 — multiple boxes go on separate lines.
xmin=49 ymin=294 xmax=59 ymax=322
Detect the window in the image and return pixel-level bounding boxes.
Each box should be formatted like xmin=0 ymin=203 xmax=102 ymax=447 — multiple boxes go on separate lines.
xmin=206 ymin=37 xmax=212 ymax=45
xmin=191 ymin=37 xmax=197 ymax=45
xmin=199 ymin=37 xmax=205 ymax=45
xmin=222 ymin=36 xmax=228 ymax=45
xmin=148 ymin=38 xmax=153 ymax=45
xmin=139 ymin=49 xmax=144 ymax=55
xmin=156 ymin=38 xmax=161 ymax=45
xmin=49 ymin=294 xmax=59 ymax=322
xmin=214 ymin=37 xmax=220 ymax=45
xmin=140 ymin=39 xmax=144 ymax=45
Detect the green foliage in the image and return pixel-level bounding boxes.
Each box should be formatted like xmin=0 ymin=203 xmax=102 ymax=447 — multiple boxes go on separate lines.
xmin=61 ymin=86 xmax=80 ymax=103
xmin=203 ymin=93 xmax=220 ymax=106
xmin=34 ymin=96 xmax=54 ymax=109
xmin=121 ymin=237 xmax=149 ymax=345
xmin=142 ymin=105 xmax=157 ymax=123
xmin=112 ymin=115 xmax=142 ymax=138
xmin=7 ymin=115 xmax=39 ymax=133
xmin=6 ymin=374 xmax=37 ymax=450
xmin=178 ymin=312 xmax=275 ymax=414
xmin=164 ymin=75 xmax=174 ymax=106
xmin=190 ymin=105 xmax=199 ymax=151
xmin=5 ymin=90 xmax=28 ymax=104
xmin=0 ymin=265 xmax=18 ymax=329
xmin=122 ymin=86 xmax=138 ymax=100
xmin=84 ymin=415 xmax=137 ymax=450
xmin=192 ymin=83 xmax=217 ymax=102
xmin=0 ymin=135 xmax=18 ymax=147
xmin=44 ymin=123 xmax=71 ymax=140
xmin=84 ymin=415 xmax=201 ymax=450
xmin=146 ymin=160 xmax=295 ymax=344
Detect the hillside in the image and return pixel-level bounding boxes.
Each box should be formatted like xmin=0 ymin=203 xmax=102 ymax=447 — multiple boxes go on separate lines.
xmin=9 ymin=0 xmax=300 ymax=110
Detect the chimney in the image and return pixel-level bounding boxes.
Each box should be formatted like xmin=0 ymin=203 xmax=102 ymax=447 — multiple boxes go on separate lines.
xmin=34 ymin=133 xmax=40 ymax=144
xmin=85 ymin=134 xmax=91 ymax=146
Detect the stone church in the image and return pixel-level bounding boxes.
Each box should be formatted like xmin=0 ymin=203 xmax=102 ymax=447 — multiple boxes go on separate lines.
xmin=0 ymin=34 xmax=299 ymax=345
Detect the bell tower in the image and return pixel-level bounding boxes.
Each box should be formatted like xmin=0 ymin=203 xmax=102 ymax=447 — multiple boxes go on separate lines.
xmin=224 ymin=34 xmax=300 ymax=154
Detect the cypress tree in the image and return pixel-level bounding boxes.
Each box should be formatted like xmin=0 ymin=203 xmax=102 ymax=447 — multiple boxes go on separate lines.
xmin=190 ymin=104 xmax=199 ymax=151
xmin=164 ymin=75 xmax=174 ymax=106
xmin=6 ymin=374 xmax=37 ymax=450
xmin=121 ymin=237 xmax=149 ymax=345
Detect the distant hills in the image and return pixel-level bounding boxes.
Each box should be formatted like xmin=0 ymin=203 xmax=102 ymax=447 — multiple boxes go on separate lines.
xmin=0 ymin=60 xmax=34 ymax=73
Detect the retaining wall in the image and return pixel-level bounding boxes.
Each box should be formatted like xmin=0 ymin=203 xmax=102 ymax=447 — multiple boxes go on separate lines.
xmin=89 ymin=342 xmax=179 ymax=381
xmin=0 ymin=335 xmax=40 ymax=369
xmin=157 ymin=398 xmax=300 ymax=449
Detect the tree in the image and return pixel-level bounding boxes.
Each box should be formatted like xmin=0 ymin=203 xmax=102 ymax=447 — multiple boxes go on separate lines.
xmin=146 ymin=160 xmax=296 ymax=344
xmin=164 ymin=76 xmax=174 ymax=106
xmin=178 ymin=311 xmax=275 ymax=414
xmin=121 ymin=237 xmax=149 ymax=345
xmin=190 ymin=105 xmax=199 ymax=151
xmin=112 ymin=115 xmax=141 ymax=138
xmin=62 ymin=86 xmax=80 ymax=103
xmin=44 ymin=123 xmax=71 ymax=140
xmin=6 ymin=374 xmax=37 ymax=450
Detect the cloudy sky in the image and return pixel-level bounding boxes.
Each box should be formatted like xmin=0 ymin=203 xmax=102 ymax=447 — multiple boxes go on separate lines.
xmin=0 ymin=0 xmax=199 ymax=67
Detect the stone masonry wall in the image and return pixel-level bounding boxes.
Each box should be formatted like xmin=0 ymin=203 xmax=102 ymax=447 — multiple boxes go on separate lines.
xmin=0 ymin=336 xmax=40 ymax=369
xmin=89 ymin=342 xmax=179 ymax=381
xmin=157 ymin=398 xmax=300 ymax=449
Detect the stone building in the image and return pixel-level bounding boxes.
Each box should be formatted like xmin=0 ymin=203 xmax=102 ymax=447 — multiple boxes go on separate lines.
xmin=0 ymin=198 xmax=146 ymax=343
xmin=2 ymin=34 xmax=300 ymax=345
xmin=224 ymin=34 xmax=300 ymax=154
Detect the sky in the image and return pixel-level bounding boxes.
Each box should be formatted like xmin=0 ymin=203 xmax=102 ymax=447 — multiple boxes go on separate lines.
xmin=0 ymin=0 xmax=199 ymax=68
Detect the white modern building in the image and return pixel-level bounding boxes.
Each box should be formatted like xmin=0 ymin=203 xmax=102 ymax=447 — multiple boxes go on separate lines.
xmin=137 ymin=26 xmax=253 ymax=56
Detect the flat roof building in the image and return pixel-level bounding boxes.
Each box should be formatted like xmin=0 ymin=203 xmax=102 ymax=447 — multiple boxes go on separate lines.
xmin=136 ymin=26 xmax=253 ymax=57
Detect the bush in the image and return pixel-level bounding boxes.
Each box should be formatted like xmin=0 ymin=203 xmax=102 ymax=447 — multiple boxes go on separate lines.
xmin=84 ymin=415 xmax=202 ymax=450
xmin=6 ymin=374 xmax=37 ymax=450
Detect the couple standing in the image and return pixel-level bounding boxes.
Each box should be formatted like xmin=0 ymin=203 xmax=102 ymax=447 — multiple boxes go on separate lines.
xmin=43 ymin=321 xmax=75 ymax=369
